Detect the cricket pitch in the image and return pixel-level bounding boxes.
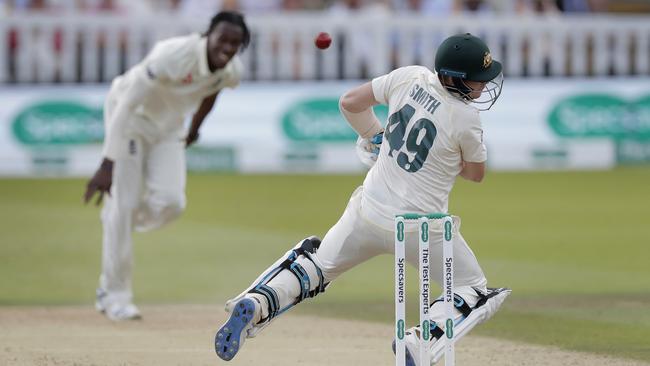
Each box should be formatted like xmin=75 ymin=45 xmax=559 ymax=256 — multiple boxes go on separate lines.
xmin=0 ymin=305 xmax=646 ymax=366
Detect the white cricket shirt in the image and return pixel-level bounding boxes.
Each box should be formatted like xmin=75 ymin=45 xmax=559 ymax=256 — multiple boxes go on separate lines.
xmin=361 ymin=66 xmax=487 ymax=228
xmin=103 ymin=33 xmax=242 ymax=159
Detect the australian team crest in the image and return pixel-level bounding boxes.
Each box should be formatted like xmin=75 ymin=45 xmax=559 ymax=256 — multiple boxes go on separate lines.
xmin=483 ymin=52 xmax=492 ymax=69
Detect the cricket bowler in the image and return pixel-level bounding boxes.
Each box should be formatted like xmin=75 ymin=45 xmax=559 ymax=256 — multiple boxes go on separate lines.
xmin=84 ymin=11 xmax=250 ymax=321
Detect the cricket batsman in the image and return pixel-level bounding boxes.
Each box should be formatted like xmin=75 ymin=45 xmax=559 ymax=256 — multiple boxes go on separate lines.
xmin=215 ymin=33 xmax=511 ymax=365
xmin=83 ymin=11 xmax=250 ymax=321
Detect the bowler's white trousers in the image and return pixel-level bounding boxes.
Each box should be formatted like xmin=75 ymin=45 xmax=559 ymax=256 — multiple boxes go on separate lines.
xmin=99 ymin=95 xmax=186 ymax=306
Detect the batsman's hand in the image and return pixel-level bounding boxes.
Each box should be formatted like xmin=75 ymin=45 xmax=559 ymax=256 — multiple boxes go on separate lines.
xmin=84 ymin=158 xmax=114 ymax=206
xmin=356 ymin=131 xmax=383 ymax=168
xmin=185 ymin=130 xmax=200 ymax=148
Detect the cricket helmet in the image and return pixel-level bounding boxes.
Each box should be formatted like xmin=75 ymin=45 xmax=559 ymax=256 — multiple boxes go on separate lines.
xmin=434 ymin=33 xmax=503 ymax=109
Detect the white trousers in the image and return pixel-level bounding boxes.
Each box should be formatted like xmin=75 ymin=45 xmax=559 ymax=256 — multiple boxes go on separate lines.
xmin=98 ymin=133 xmax=186 ymax=306
xmin=248 ymin=187 xmax=488 ymax=328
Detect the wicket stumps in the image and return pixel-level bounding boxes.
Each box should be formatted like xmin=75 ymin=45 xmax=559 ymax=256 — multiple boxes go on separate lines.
xmin=395 ymin=213 xmax=455 ymax=366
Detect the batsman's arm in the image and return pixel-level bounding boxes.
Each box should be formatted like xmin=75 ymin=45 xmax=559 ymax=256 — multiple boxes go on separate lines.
xmin=459 ymin=161 xmax=485 ymax=183
xmin=457 ymin=114 xmax=487 ymax=183
xmin=186 ymin=92 xmax=219 ymax=147
xmin=339 ymin=82 xmax=383 ymax=138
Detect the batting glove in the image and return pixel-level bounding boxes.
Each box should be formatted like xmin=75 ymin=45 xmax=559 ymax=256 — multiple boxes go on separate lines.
xmin=356 ymin=131 xmax=383 ymax=168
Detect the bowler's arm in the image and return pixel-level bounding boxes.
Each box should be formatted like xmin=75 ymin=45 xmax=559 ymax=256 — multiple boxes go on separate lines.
xmin=103 ymin=69 xmax=157 ymax=161
xmin=186 ymin=92 xmax=219 ymax=147
xmin=84 ymin=67 xmax=157 ymax=205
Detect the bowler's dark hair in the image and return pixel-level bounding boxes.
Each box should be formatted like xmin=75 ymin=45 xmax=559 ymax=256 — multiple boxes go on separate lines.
xmin=204 ymin=11 xmax=251 ymax=51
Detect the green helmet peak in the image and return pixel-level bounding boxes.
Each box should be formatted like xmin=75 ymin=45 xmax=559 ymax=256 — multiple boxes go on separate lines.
xmin=435 ymin=33 xmax=502 ymax=82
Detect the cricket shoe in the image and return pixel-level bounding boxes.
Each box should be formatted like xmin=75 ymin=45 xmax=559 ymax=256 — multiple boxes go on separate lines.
xmin=215 ymin=297 xmax=259 ymax=361
xmin=391 ymin=287 xmax=513 ymax=365
xmin=392 ymin=326 xmax=428 ymax=366
xmin=95 ymin=288 xmax=142 ymax=321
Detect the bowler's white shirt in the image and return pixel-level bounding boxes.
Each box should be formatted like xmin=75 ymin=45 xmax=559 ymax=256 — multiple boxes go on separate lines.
xmin=103 ymin=33 xmax=242 ymax=158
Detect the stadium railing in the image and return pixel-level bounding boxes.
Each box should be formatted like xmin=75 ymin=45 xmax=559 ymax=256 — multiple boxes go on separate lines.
xmin=1 ymin=12 xmax=649 ymax=83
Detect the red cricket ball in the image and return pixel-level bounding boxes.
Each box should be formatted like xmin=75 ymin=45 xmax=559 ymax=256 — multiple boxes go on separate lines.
xmin=314 ymin=32 xmax=332 ymax=50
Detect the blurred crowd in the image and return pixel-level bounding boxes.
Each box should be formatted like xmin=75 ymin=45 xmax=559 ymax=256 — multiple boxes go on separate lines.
xmin=1 ymin=0 xmax=647 ymax=17
xmin=2 ymin=0 xmax=649 ymax=84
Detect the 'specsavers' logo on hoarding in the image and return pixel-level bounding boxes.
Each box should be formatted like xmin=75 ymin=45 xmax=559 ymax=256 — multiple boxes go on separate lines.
xmin=548 ymin=94 xmax=650 ymax=140
xmin=282 ymin=98 xmax=388 ymax=142
xmin=12 ymin=101 xmax=104 ymax=145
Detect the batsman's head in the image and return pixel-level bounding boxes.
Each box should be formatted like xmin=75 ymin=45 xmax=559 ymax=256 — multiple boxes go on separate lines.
xmin=204 ymin=11 xmax=251 ymax=71
xmin=435 ymin=33 xmax=503 ymax=110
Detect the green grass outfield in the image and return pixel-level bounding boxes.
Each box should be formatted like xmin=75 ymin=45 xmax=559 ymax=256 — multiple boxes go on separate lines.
xmin=1 ymin=167 xmax=649 ymax=362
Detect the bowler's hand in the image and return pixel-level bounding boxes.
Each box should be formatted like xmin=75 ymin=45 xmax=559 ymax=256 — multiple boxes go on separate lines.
xmin=84 ymin=158 xmax=114 ymax=206
xmin=185 ymin=130 xmax=199 ymax=148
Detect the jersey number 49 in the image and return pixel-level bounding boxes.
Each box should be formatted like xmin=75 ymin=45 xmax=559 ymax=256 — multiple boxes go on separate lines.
xmin=384 ymin=103 xmax=437 ymax=173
